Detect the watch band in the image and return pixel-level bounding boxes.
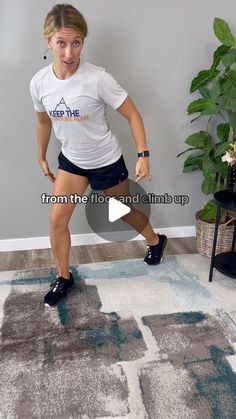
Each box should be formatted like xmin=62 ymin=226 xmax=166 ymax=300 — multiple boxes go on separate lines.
xmin=137 ymin=150 xmax=150 ymax=157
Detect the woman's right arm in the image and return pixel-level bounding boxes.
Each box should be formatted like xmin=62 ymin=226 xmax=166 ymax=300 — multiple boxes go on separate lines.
xmin=36 ymin=112 xmax=55 ymax=182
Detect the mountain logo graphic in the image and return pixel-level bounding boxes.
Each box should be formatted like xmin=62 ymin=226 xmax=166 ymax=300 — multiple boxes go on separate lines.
xmin=55 ymin=97 xmax=71 ymax=112
xmin=49 ymin=97 xmax=80 ymax=118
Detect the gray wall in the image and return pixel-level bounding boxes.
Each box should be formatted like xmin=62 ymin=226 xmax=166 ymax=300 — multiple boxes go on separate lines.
xmin=1 ymin=0 xmax=235 ymax=241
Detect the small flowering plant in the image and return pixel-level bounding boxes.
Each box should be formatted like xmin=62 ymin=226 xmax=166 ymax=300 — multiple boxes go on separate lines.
xmin=221 ymin=142 xmax=236 ymax=166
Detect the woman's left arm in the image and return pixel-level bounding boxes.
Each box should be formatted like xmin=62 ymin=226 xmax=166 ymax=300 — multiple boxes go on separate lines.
xmin=116 ymin=96 xmax=151 ymax=182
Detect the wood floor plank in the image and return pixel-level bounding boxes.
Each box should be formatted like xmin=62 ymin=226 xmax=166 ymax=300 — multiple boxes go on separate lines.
xmin=31 ymin=249 xmax=52 ymax=269
xmin=0 ymin=237 xmax=197 ymax=271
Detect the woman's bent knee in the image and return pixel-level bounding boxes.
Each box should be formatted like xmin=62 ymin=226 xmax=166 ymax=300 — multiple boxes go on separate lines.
xmin=49 ymin=208 xmax=71 ymax=230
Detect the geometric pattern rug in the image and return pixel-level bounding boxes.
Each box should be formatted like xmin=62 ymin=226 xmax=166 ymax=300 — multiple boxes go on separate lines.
xmin=0 ymin=254 xmax=236 ymax=419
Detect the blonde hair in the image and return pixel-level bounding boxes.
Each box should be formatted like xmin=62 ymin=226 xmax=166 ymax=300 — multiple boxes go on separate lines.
xmin=44 ymin=3 xmax=88 ymax=40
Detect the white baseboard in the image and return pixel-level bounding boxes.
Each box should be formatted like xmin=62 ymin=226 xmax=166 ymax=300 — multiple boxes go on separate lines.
xmin=0 ymin=226 xmax=195 ymax=252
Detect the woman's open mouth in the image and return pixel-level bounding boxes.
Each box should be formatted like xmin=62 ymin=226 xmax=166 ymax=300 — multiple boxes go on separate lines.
xmin=63 ymin=61 xmax=74 ymax=66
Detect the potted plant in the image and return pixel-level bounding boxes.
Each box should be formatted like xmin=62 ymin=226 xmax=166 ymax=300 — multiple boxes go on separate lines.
xmin=177 ymin=17 xmax=236 ymax=256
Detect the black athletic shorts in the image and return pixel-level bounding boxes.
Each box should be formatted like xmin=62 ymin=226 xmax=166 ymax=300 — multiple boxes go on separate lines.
xmin=58 ymin=151 xmax=129 ymax=190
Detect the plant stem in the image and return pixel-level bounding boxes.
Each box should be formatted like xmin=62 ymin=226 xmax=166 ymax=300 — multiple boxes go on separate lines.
xmin=228 ymin=126 xmax=234 ymax=142
xmin=207 ymin=116 xmax=213 ymax=133
xmin=176 ymin=148 xmax=196 ymax=158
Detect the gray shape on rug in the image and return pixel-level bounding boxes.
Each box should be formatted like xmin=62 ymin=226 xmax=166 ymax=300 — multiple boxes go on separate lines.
xmin=141 ymin=311 xmax=236 ymax=419
xmin=0 ymin=267 xmax=147 ymax=418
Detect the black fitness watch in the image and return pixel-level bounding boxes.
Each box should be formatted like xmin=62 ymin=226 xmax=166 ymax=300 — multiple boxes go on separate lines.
xmin=137 ymin=150 xmax=150 ymax=157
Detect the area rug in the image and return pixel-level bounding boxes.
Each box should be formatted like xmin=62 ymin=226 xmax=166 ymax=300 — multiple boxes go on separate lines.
xmin=0 ymin=254 xmax=236 ymax=419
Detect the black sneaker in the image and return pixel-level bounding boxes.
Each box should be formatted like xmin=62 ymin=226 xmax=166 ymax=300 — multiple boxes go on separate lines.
xmin=44 ymin=271 xmax=75 ymax=307
xmin=144 ymin=234 xmax=167 ymax=265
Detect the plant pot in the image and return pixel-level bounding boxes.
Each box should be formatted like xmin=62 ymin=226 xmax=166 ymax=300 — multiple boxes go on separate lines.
xmin=195 ymin=210 xmax=235 ymax=258
xmin=226 ymin=164 xmax=236 ymax=194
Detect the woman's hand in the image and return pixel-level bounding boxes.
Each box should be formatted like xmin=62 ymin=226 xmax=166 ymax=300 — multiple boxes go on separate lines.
xmin=135 ymin=157 xmax=151 ymax=182
xmin=39 ymin=159 xmax=56 ymax=183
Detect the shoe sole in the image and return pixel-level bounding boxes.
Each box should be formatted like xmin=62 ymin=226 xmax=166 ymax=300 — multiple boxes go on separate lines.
xmin=44 ymin=284 xmax=76 ymax=308
xmin=143 ymin=236 xmax=168 ymax=266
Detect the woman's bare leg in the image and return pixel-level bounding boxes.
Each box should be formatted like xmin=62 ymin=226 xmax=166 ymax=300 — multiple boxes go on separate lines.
xmin=50 ymin=169 xmax=89 ymax=278
xmin=103 ymin=179 xmax=159 ymax=245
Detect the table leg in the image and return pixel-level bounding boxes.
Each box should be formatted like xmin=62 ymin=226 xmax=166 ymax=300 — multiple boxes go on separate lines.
xmin=231 ymin=219 xmax=236 ymax=252
xmin=209 ymin=204 xmax=221 ymax=282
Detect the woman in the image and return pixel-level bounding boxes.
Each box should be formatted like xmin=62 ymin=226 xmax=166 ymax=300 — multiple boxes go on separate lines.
xmin=30 ymin=3 xmax=167 ymax=307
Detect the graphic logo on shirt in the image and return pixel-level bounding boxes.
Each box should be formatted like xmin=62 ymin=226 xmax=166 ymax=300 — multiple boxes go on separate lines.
xmin=49 ymin=98 xmax=89 ymax=122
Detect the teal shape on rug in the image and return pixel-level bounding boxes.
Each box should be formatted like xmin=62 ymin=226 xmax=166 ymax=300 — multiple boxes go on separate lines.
xmin=77 ymin=320 xmax=143 ymax=360
xmin=76 ymin=258 xmax=148 ymax=280
xmin=172 ymin=312 xmax=206 ymax=324
xmin=57 ymin=302 xmax=70 ymax=325
xmin=190 ymin=346 xmax=236 ymax=418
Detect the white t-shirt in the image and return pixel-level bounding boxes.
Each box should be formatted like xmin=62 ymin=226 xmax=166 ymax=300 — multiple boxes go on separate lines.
xmin=30 ymin=59 xmax=128 ymax=169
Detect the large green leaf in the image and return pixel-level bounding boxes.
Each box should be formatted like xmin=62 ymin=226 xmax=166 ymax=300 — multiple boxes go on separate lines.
xmin=185 ymin=131 xmax=212 ymax=149
xmin=213 ymin=18 xmax=235 ymax=47
xmin=211 ymin=75 xmax=222 ymax=101
xmin=228 ymin=69 xmax=236 ymax=88
xmin=202 ymin=156 xmax=217 ymax=177
xmin=228 ymin=110 xmax=236 ymax=135
xmin=201 ymin=175 xmax=217 ymax=194
xmin=215 ymin=157 xmax=228 ymax=177
xmin=190 ymin=69 xmax=220 ymax=93
xmin=220 ymin=78 xmax=232 ymax=93
xmin=190 ymin=70 xmax=212 ymax=93
xmin=210 ymin=45 xmax=231 ymax=75
xmin=187 ymin=98 xmax=217 ymax=114
xmin=218 ymin=86 xmax=236 ymax=110
xmin=214 ymin=141 xmax=231 ymax=158
xmin=183 ymin=152 xmax=205 ymax=172
xmin=216 ymin=123 xmax=230 ymax=142
xmin=222 ymin=48 xmax=236 ymax=66
xmin=183 ymin=164 xmax=198 ymax=173
xmin=199 ymin=85 xmax=211 ymax=98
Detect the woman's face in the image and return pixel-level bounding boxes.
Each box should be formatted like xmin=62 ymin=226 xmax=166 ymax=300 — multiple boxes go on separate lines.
xmin=47 ymin=27 xmax=84 ymax=74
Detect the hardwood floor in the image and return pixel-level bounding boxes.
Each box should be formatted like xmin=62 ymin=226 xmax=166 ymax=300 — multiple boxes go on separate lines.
xmin=0 ymin=237 xmax=197 ymax=271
